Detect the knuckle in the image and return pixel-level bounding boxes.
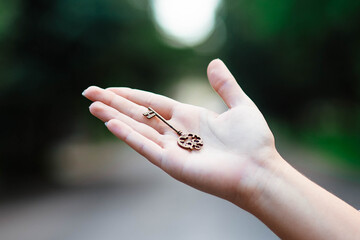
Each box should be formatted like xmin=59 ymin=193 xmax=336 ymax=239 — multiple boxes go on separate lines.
xmin=90 ymin=87 xmax=102 ymax=97
xmin=89 ymin=101 xmax=103 ymax=113
xmin=107 ymin=92 xmax=117 ymax=107
xmin=145 ymin=93 xmax=155 ymax=107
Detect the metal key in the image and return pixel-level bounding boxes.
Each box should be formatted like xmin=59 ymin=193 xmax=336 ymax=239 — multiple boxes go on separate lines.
xmin=143 ymin=107 xmax=203 ymax=150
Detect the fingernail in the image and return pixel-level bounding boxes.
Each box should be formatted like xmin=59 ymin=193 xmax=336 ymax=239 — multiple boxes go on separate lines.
xmin=105 ymin=122 xmax=108 ymax=127
xmin=82 ymin=89 xmax=87 ymax=96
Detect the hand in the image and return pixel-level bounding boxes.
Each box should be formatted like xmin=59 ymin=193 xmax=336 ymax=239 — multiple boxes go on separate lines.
xmin=83 ymin=59 xmax=280 ymax=208
xmin=84 ymin=59 xmax=360 ymax=239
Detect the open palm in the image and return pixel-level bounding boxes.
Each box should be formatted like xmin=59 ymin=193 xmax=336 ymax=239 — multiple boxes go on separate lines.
xmin=83 ymin=59 xmax=277 ymax=205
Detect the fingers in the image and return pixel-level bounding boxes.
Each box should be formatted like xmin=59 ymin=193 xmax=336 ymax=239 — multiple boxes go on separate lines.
xmin=106 ymin=119 xmax=164 ymax=167
xmin=89 ymin=101 xmax=120 ymax=122
xmin=207 ymin=59 xmax=250 ymax=108
xmin=107 ymin=87 xmax=179 ymax=120
xmin=89 ymin=101 xmax=165 ymax=147
xmin=83 ymin=86 xmax=168 ymax=134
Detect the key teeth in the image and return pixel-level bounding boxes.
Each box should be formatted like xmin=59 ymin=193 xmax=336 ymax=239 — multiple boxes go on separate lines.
xmin=143 ymin=111 xmax=155 ymax=119
xmin=143 ymin=107 xmax=203 ymax=151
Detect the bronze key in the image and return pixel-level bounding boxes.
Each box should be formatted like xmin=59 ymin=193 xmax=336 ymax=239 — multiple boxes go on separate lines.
xmin=143 ymin=107 xmax=203 ymax=150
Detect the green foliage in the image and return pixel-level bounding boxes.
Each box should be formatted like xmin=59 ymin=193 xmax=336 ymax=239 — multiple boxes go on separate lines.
xmin=0 ymin=0 xmax=199 ymax=186
xmin=222 ymin=0 xmax=360 ymax=170
xmin=301 ymin=130 xmax=360 ymax=170
xmin=0 ymin=0 xmax=19 ymax=40
xmin=1 ymin=0 xmax=359 ymax=186
xmin=298 ymin=104 xmax=360 ymax=169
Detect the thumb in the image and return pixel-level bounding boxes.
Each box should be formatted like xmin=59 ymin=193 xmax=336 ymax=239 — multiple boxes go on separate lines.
xmin=207 ymin=59 xmax=249 ymax=108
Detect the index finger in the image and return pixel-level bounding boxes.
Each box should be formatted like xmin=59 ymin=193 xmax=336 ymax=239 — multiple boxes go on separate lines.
xmin=107 ymin=87 xmax=179 ymax=120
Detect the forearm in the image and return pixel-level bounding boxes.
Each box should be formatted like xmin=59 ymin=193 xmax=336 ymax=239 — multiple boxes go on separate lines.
xmin=236 ymin=155 xmax=360 ymax=240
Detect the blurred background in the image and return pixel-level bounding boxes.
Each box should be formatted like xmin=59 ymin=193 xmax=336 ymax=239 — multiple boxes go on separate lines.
xmin=0 ymin=0 xmax=359 ymax=239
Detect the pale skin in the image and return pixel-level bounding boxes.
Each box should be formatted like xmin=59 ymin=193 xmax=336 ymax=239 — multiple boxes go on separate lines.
xmin=83 ymin=59 xmax=360 ymax=239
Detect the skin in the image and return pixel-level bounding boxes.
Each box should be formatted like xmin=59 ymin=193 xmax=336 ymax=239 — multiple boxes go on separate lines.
xmin=83 ymin=59 xmax=360 ymax=239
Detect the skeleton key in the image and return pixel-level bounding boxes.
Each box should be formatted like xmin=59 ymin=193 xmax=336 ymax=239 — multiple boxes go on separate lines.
xmin=143 ymin=107 xmax=203 ymax=150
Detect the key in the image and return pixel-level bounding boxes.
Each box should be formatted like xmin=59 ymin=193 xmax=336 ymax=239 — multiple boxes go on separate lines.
xmin=143 ymin=107 xmax=203 ymax=150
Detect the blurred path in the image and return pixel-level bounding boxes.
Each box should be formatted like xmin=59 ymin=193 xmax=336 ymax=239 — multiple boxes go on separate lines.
xmin=0 ymin=139 xmax=359 ymax=240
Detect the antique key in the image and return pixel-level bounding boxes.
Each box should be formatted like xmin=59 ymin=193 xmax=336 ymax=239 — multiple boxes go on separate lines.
xmin=143 ymin=107 xmax=203 ymax=150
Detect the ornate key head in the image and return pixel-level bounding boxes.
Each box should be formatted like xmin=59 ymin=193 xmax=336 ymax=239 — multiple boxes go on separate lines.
xmin=177 ymin=133 xmax=203 ymax=150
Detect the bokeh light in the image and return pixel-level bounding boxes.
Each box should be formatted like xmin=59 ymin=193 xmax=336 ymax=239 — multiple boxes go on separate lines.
xmin=151 ymin=0 xmax=221 ymax=47
xmin=0 ymin=0 xmax=359 ymax=239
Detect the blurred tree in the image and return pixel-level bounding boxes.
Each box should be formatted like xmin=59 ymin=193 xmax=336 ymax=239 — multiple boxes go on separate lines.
xmin=0 ymin=0 xmax=198 ymax=190
xmin=1 ymin=0 xmax=360 ymax=191
xmin=223 ymin=0 xmax=360 ymax=168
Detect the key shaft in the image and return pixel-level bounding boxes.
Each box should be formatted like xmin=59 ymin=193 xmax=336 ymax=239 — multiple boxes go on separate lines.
xmin=144 ymin=107 xmax=182 ymax=135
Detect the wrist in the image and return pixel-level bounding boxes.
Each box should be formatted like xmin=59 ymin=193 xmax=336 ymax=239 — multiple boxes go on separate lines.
xmin=231 ymin=150 xmax=289 ymax=211
xmin=234 ymin=151 xmax=360 ymax=240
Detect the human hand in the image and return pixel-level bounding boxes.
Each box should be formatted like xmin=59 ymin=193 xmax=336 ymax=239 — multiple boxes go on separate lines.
xmin=83 ymin=59 xmax=281 ymax=208
xmin=83 ymin=60 xmax=360 ymax=240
